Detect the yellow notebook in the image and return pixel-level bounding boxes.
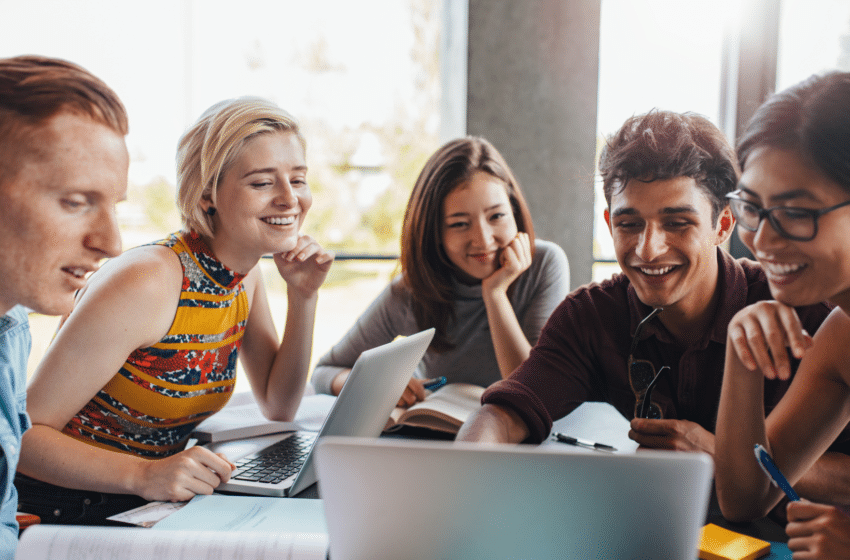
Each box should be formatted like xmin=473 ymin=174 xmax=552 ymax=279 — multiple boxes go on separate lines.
xmin=698 ymin=524 xmax=771 ymax=560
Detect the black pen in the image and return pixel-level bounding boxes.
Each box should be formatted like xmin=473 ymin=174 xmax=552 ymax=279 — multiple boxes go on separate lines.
xmin=552 ymin=432 xmax=617 ymax=452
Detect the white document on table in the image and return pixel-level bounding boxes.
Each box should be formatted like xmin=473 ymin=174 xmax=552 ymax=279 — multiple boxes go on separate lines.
xmin=540 ymin=401 xmax=639 ymax=453
xmin=152 ymin=494 xmax=327 ymax=533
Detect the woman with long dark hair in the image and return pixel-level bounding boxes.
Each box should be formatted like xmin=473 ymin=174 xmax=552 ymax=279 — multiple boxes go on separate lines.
xmin=311 ymin=136 xmax=569 ymax=406
xmin=715 ymin=72 xmax=850 ymax=558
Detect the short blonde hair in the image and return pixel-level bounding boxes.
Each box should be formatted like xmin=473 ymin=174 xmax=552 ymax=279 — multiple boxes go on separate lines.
xmin=176 ymin=97 xmax=304 ymax=238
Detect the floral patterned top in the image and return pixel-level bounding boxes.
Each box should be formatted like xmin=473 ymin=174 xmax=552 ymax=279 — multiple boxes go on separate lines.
xmin=63 ymin=231 xmax=249 ymax=458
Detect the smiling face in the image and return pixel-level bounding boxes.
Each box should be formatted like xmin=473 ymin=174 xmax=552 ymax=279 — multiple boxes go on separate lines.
xmin=605 ymin=176 xmax=733 ymax=317
xmin=441 ymin=170 xmax=519 ymax=283
xmin=0 ymin=112 xmax=128 ymax=317
xmin=206 ymin=130 xmax=311 ymax=272
xmin=737 ymin=146 xmax=850 ymax=308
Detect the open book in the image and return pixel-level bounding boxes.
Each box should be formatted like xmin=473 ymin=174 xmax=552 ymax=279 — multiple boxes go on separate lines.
xmin=384 ymin=382 xmax=485 ymax=434
xmin=17 ymin=525 xmax=328 ymax=560
xmin=191 ymin=392 xmax=336 ymax=442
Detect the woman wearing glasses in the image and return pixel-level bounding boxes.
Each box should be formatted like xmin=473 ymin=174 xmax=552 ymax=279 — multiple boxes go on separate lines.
xmin=715 ymin=72 xmax=850 ymax=558
xmin=310 ymin=137 xmax=569 ymax=406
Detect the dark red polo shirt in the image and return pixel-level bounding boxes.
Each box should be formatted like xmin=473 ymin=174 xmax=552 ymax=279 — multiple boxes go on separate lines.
xmin=482 ymin=248 xmax=835 ymax=444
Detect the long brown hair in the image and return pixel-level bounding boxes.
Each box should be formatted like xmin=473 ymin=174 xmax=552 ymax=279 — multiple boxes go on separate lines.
xmin=399 ymin=136 xmax=535 ymax=351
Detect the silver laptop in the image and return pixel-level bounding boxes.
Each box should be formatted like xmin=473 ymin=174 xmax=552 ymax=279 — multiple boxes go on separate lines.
xmin=215 ymin=328 xmax=434 ymax=497
xmin=315 ymin=437 xmax=714 ymax=560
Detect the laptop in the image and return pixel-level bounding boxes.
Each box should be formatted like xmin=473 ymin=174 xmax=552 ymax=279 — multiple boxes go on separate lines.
xmin=214 ymin=328 xmax=435 ymax=497
xmin=315 ymin=437 xmax=714 ymax=560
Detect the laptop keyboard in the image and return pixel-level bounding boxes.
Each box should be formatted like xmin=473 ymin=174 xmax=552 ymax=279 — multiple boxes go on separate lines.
xmin=231 ymin=432 xmax=317 ymax=485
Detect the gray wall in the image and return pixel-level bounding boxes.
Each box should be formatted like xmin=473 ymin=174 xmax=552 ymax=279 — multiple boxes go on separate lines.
xmin=443 ymin=0 xmax=601 ymax=288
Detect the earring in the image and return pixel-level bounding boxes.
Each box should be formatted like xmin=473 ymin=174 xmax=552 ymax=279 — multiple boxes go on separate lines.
xmin=206 ymin=207 xmax=217 ymax=216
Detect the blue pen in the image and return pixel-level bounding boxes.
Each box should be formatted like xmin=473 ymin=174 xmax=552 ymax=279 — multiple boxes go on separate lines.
xmin=754 ymin=443 xmax=800 ymax=501
xmin=422 ymin=376 xmax=447 ymax=391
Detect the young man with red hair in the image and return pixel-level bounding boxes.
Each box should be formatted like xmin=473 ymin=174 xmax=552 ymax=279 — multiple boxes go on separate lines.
xmin=0 ymin=55 xmax=128 ymax=555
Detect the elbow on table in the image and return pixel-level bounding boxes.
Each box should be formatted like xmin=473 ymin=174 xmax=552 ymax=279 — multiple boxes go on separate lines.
xmin=254 ymin=398 xmax=298 ymax=423
xmin=265 ymin=411 xmax=295 ymax=423
xmin=716 ymin=487 xmax=773 ymax=523
xmin=259 ymin=403 xmax=297 ymax=423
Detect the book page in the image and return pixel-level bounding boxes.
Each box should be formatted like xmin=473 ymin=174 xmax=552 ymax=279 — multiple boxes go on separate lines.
xmin=17 ymin=525 xmax=328 ymax=560
xmin=292 ymin=394 xmax=337 ymax=431
xmin=107 ymin=500 xmax=189 ymax=527
xmin=192 ymin=404 xmax=298 ymax=441
xmin=192 ymin=394 xmax=336 ymax=442
xmin=388 ymin=383 xmax=484 ymax=432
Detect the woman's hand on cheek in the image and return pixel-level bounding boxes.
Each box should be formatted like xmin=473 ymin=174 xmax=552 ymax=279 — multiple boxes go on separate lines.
xmin=481 ymin=232 xmax=532 ymax=295
xmin=273 ymin=234 xmax=334 ymax=298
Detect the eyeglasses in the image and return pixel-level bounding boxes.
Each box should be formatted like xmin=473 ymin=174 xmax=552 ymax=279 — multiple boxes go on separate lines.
xmin=727 ymin=191 xmax=850 ymax=242
xmin=628 ymin=307 xmax=668 ymax=419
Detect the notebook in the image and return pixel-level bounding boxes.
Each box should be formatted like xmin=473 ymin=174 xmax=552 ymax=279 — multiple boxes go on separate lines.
xmin=214 ymin=328 xmax=434 ymax=497
xmin=315 ymin=437 xmax=714 ymax=560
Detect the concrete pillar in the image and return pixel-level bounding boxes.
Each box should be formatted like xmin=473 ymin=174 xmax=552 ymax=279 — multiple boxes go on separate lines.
xmin=459 ymin=0 xmax=601 ymax=288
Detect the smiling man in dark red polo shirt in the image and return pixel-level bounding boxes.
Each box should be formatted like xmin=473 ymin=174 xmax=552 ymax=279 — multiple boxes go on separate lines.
xmin=457 ymin=110 xmax=850 ymax=506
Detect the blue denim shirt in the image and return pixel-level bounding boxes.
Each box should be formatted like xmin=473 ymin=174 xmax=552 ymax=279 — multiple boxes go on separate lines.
xmin=0 ymin=307 xmax=31 ymax=559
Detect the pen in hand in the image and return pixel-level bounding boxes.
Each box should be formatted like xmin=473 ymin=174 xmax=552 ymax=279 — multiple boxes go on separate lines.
xmin=754 ymin=443 xmax=800 ymax=502
xmin=552 ymin=432 xmax=617 ymax=452
xmin=422 ymin=376 xmax=447 ymax=391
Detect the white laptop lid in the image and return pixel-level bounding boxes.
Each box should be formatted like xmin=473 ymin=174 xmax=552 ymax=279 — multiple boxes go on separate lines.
xmin=315 ymin=437 xmax=713 ymax=560
xmin=288 ymin=328 xmax=434 ymax=495
xmin=215 ymin=328 xmax=434 ymax=497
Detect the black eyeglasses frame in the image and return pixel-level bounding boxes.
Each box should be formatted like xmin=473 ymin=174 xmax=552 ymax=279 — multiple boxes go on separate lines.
xmin=628 ymin=307 xmax=667 ymax=420
xmin=726 ymin=191 xmax=850 ymax=242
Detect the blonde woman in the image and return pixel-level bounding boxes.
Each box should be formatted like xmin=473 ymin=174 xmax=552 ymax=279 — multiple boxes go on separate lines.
xmin=17 ymin=97 xmax=333 ymax=523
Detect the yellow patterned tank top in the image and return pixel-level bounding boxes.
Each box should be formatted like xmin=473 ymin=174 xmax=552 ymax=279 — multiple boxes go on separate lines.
xmin=63 ymin=231 xmax=249 ymax=458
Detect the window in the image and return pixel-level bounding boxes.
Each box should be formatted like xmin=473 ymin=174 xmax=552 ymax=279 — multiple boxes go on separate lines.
xmin=594 ymin=0 xmax=730 ymax=281
xmin=776 ymin=0 xmax=850 ymax=89
xmin=3 ymin=1 xmax=441 ymax=385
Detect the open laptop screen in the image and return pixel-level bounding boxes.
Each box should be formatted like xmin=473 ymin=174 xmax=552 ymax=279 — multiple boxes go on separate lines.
xmin=315 ymin=437 xmax=713 ymax=560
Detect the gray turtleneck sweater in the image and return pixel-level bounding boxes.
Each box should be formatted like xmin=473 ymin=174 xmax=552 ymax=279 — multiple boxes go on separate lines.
xmin=311 ymin=239 xmax=569 ymax=393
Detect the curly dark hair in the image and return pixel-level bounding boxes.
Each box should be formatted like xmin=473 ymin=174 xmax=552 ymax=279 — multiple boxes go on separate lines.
xmin=599 ymin=110 xmax=739 ymax=225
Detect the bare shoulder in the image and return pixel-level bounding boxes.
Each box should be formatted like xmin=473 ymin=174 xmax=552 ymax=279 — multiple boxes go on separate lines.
xmin=815 ymin=307 xmax=850 ymax=342
xmin=240 ymin=263 xmax=265 ymax=304
xmin=85 ymin=245 xmax=183 ymax=300
xmin=64 ymin=245 xmax=184 ymax=347
xmin=811 ymin=307 xmax=850 ymax=384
